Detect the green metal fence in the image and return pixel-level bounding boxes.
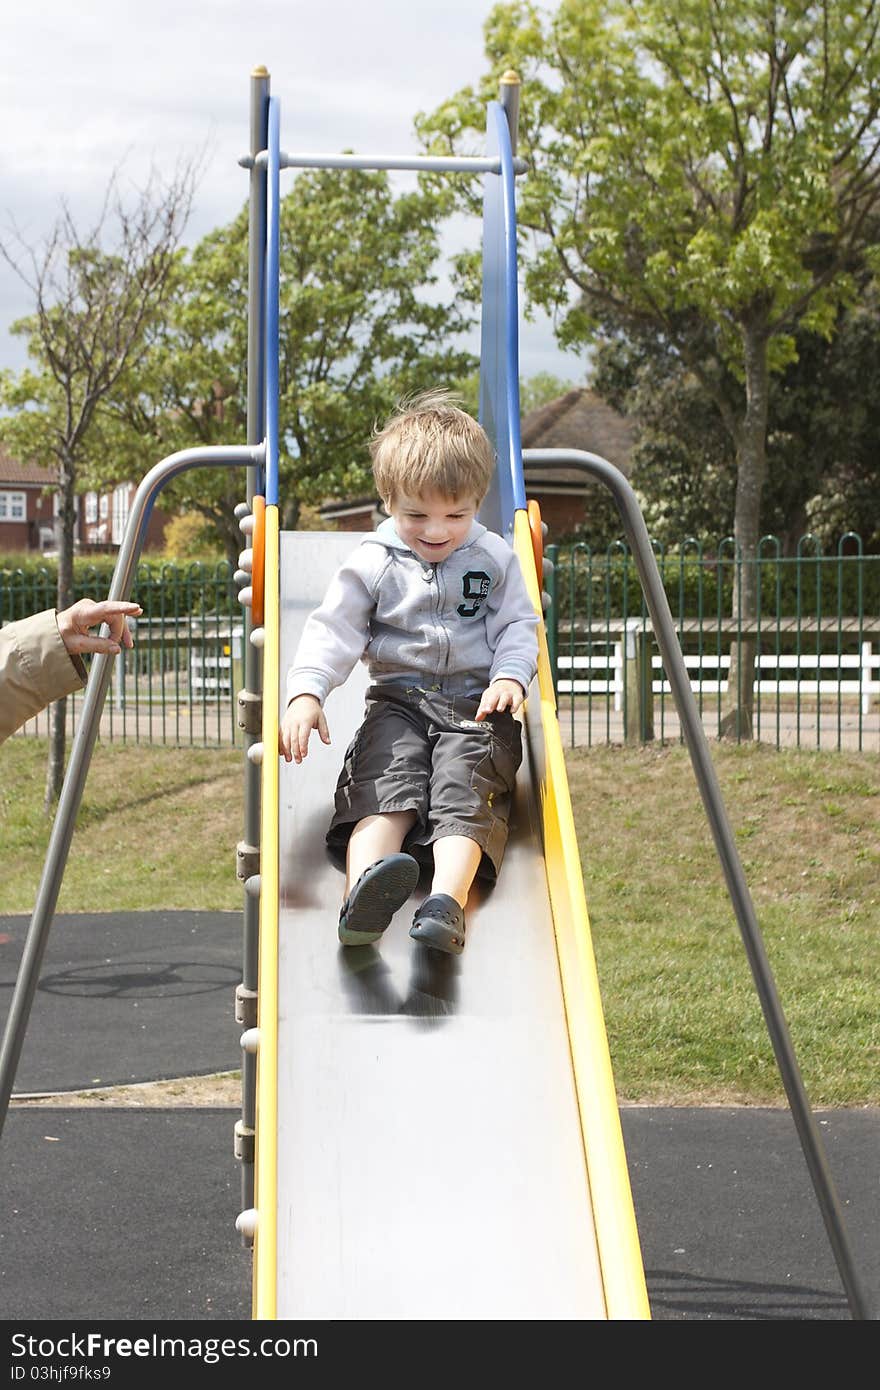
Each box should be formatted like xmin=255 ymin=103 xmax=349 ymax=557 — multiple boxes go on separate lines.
xmin=6 ymin=537 xmax=879 ymax=752
xmin=2 ymin=562 xmax=243 ymax=746
xmin=545 ymin=534 xmax=880 ymax=752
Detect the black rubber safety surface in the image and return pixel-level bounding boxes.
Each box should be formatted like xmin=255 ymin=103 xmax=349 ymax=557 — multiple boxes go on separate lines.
xmin=0 ymin=1108 xmax=251 ymax=1321
xmin=0 ymin=1105 xmax=876 ymax=1322
xmin=0 ymin=912 xmax=242 ymax=1092
xmin=621 ymin=1105 xmax=880 ymax=1321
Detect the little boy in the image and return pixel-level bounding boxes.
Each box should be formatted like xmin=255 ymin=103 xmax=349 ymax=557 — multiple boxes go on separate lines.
xmin=279 ymin=390 xmax=539 ymax=955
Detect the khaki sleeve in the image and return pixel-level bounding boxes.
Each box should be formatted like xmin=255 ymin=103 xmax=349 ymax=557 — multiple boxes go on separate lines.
xmin=0 ymin=610 xmax=87 ymax=744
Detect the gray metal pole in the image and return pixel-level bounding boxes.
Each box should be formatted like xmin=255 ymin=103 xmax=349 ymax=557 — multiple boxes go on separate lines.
xmin=498 ymin=70 xmax=521 ymax=154
xmin=523 ymin=448 xmax=876 ymax=1321
xmin=238 ymin=64 xmax=270 ymax=1228
xmin=0 ymin=443 xmax=265 ymax=1139
xmin=246 ymin=151 xmax=527 ymax=174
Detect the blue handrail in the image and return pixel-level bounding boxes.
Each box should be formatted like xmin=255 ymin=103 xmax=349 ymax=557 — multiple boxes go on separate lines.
xmin=264 ymin=94 xmax=523 ymax=528
xmin=264 ymin=96 xmax=281 ymax=507
xmin=478 ymin=100 xmax=526 ymax=539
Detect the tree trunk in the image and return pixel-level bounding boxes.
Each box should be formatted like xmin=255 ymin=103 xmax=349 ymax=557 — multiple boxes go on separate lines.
xmin=44 ymin=457 xmax=77 ymax=811
xmin=780 ymin=501 xmax=808 ymax=559
xmin=721 ymin=322 xmax=770 ymax=740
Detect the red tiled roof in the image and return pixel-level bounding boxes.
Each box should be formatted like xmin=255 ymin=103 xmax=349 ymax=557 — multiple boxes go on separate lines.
xmin=521 ymin=388 xmax=635 ymax=480
xmin=0 ymin=447 xmax=57 ymax=487
xmin=319 ymin=496 xmax=379 ymax=517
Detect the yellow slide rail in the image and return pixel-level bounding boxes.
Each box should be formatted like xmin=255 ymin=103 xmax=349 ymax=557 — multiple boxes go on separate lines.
xmin=513 ymin=508 xmax=651 ymax=1320
xmin=253 ymin=503 xmax=280 ymax=1319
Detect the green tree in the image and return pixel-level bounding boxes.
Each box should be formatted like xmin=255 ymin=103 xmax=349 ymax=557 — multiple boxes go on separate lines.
xmin=592 ymin=333 xmax=738 ymax=545
xmin=0 ymin=166 xmax=196 ymax=804
xmin=111 ymin=169 xmax=476 ymax=565
xmin=594 ymin=291 xmax=880 ymax=553
xmin=766 ymin=294 xmax=880 ymax=551
xmin=420 ymin=0 xmax=880 ymax=735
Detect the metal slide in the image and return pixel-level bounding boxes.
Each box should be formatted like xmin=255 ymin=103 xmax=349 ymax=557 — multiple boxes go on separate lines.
xmin=254 ymin=524 xmax=649 ymax=1320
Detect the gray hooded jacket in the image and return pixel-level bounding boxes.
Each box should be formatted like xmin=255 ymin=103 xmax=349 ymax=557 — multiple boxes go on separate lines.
xmin=286 ymin=518 xmax=539 ymax=705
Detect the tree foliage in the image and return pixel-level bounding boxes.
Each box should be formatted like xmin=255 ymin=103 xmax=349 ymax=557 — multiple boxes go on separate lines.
xmin=768 ymin=293 xmax=880 ymax=551
xmin=113 ymin=170 xmax=476 ymax=562
xmin=420 ymin=0 xmax=880 ymax=730
xmin=0 ymin=165 xmax=196 ymax=803
xmin=595 ymin=289 xmax=880 ymax=553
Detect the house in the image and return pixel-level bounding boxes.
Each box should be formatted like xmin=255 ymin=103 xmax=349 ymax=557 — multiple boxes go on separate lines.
xmin=80 ymin=482 xmax=168 ymax=553
xmin=317 ymin=388 xmax=635 ymax=538
xmin=0 ymin=447 xmax=167 ymax=554
xmin=0 ymin=452 xmax=66 ymax=553
xmin=318 ymin=496 xmax=387 ymax=533
xmin=520 ymin=387 xmax=635 ymax=536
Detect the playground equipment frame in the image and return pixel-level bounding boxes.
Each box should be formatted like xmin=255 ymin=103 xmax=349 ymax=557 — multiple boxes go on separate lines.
xmin=0 ymin=63 xmax=874 ymax=1324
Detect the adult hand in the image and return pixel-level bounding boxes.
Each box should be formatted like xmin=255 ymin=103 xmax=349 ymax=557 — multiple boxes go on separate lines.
xmin=56 ymin=599 xmax=143 ymax=656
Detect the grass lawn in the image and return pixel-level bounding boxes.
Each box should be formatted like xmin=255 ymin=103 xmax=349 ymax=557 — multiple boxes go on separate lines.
xmin=0 ymin=739 xmax=242 ymax=914
xmin=2 ymin=735 xmax=877 ymax=1106
xmin=564 ymin=742 xmax=879 ymax=1107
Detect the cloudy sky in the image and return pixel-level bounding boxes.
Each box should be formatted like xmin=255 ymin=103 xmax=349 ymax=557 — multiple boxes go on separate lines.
xmin=0 ymin=0 xmax=583 ymax=387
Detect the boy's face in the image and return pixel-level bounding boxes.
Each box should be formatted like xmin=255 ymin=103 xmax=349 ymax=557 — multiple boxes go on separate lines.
xmin=388 ymin=489 xmax=478 ymax=564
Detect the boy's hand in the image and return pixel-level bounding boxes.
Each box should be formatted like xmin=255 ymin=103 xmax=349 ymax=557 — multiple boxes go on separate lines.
xmin=279 ymin=694 xmax=331 ymax=764
xmin=475 ymin=678 xmax=525 ymax=721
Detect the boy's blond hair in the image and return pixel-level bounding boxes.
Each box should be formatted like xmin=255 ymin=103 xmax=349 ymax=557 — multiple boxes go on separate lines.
xmin=370 ymin=389 xmax=496 ymax=506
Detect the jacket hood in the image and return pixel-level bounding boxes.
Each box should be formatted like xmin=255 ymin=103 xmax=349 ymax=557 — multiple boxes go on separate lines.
xmin=365 ymin=516 xmax=488 ymax=554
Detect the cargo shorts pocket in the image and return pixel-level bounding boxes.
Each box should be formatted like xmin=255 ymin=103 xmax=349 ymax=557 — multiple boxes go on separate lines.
xmin=334 ymin=723 xmax=366 ymax=798
xmin=469 ymin=714 xmax=522 ymax=808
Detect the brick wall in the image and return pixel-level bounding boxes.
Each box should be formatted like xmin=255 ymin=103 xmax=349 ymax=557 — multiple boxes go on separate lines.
xmin=526 ymin=492 xmax=586 ymax=539
xmin=333 ymin=510 xmax=375 ymax=532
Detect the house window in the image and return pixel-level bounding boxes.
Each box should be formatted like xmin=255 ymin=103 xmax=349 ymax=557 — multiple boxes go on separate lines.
xmin=0 ymin=491 xmax=26 ymax=521
xmin=84 ymin=491 xmax=98 ymax=524
xmin=99 ymin=494 xmax=109 ymax=519
xmin=111 ymin=485 xmax=130 ymax=545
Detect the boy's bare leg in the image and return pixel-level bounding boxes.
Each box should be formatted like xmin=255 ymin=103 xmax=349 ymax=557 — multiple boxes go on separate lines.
xmin=429 ymin=834 xmax=482 ymax=909
xmin=345 ymin=810 xmax=418 ymax=895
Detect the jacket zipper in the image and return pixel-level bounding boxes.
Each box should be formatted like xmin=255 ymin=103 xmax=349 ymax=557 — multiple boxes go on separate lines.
xmin=435 ymin=564 xmax=451 ymax=673
xmin=424 ymin=562 xmax=450 ymax=677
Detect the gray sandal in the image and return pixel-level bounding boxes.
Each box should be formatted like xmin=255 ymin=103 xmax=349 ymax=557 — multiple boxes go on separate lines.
xmin=338 ymin=853 xmax=419 ymax=946
xmin=409 ymin=894 xmax=466 ymax=955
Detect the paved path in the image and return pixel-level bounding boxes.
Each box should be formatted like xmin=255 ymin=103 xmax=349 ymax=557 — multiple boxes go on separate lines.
xmin=557 ymin=702 xmax=880 ymax=752
xmin=621 ymin=1105 xmax=879 ymax=1320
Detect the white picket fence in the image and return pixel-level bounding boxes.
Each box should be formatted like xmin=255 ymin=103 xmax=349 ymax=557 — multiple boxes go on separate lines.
xmin=188 ymin=626 xmax=244 ymax=700
xmin=557 ymin=639 xmax=880 ymax=715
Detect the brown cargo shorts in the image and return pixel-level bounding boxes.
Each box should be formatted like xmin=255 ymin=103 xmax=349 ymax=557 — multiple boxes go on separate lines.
xmin=326 ymin=683 xmax=523 ymax=881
